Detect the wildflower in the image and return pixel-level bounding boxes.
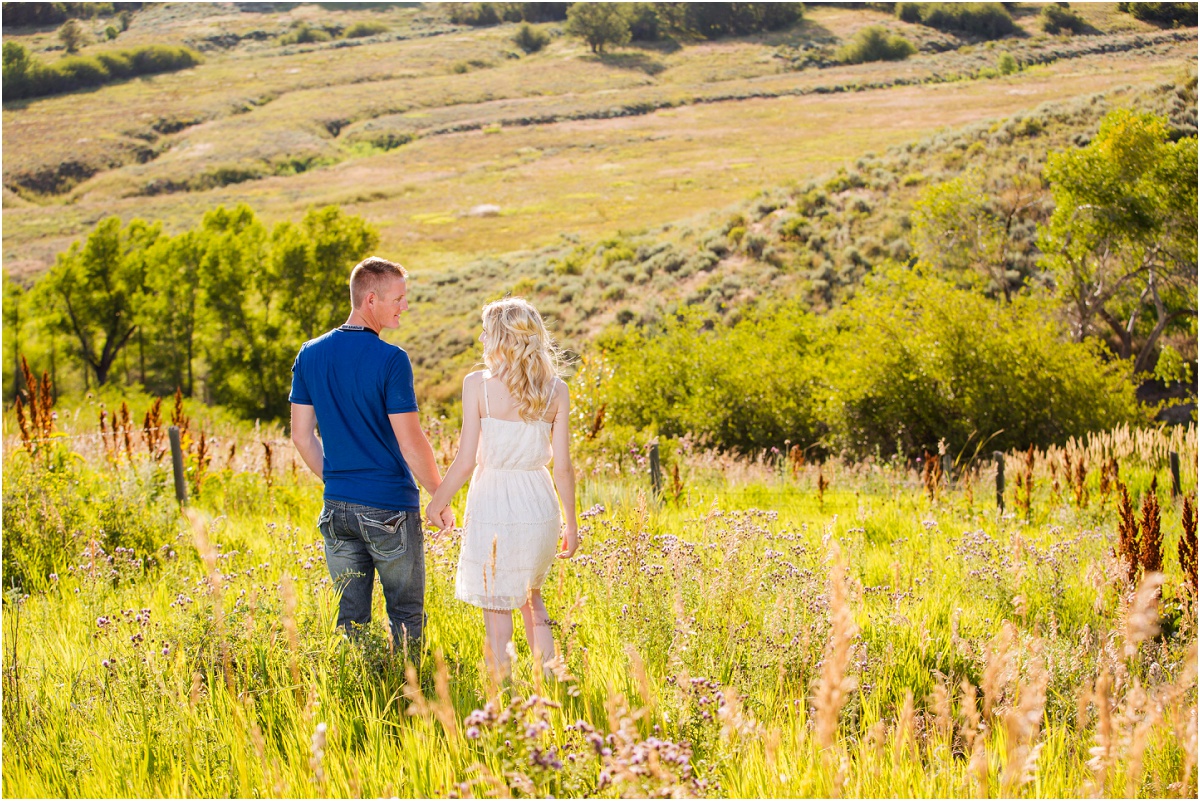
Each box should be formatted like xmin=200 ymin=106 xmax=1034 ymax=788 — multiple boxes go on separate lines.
xmin=466 ymin=726 xmax=480 ymax=740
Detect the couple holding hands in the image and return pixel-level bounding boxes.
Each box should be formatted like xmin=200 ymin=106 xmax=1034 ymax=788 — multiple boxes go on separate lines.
xmin=290 ymin=256 xmax=579 ymax=680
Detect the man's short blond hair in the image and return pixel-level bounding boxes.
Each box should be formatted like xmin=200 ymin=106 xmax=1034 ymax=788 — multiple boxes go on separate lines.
xmin=349 ymin=257 xmax=407 ymax=308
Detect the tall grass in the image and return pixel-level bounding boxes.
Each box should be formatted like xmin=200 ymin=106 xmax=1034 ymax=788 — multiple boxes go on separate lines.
xmin=2 ymin=394 xmax=1196 ymax=797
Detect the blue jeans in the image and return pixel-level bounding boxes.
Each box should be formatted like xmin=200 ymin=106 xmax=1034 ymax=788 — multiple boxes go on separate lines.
xmin=317 ymin=500 xmax=425 ymax=650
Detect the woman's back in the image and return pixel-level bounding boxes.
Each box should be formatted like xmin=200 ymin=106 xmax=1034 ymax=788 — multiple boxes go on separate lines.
xmin=476 ymin=371 xmax=553 ymax=472
xmin=456 ymin=371 xmax=562 ymax=610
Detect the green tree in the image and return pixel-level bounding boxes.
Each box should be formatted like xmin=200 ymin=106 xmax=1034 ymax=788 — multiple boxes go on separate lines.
xmin=566 ymin=2 xmax=631 ymax=54
xmin=3 ymin=42 xmax=36 ymax=96
xmin=140 ymin=230 xmax=206 ymax=395
xmin=3 ymin=275 xmax=27 ymax=399
xmin=197 ymin=204 xmax=297 ymax=420
xmin=58 ymin=19 xmax=87 ymax=53
xmin=1039 ymin=109 xmax=1198 ymax=372
xmin=911 ymin=170 xmax=1044 ymax=301
xmin=273 ymin=205 xmax=380 ymax=342
xmin=42 ymin=217 xmax=162 ymax=386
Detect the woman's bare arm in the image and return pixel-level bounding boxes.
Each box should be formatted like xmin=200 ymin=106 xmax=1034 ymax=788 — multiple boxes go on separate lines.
xmin=550 ymin=380 xmax=578 ymax=558
xmin=425 ymin=373 xmax=483 ymax=531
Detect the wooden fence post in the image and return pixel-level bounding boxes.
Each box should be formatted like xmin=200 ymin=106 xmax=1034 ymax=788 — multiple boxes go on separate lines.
xmin=993 ymin=451 xmax=1005 ymax=512
xmin=169 ymin=426 xmax=187 ymax=505
xmin=649 ymin=442 xmax=662 ymax=497
xmin=1169 ymin=451 xmax=1181 ymax=498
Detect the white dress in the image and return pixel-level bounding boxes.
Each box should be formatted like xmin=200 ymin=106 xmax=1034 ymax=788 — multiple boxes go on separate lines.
xmin=455 ymin=374 xmax=562 ymax=610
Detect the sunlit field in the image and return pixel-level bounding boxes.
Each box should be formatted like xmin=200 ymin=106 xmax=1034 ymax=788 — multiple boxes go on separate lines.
xmin=3 ymin=389 xmax=1195 ymax=798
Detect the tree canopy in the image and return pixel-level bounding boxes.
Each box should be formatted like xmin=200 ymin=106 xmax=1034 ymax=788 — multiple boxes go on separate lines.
xmin=1038 ymin=109 xmax=1198 ymax=373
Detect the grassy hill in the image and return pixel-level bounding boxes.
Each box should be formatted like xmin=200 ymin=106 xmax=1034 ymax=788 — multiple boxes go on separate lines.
xmin=2 ymin=2 xmax=1196 ymax=407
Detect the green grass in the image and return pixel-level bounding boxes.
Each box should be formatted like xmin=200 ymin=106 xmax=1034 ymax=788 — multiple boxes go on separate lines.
xmin=2 ymin=398 xmax=1197 ymax=797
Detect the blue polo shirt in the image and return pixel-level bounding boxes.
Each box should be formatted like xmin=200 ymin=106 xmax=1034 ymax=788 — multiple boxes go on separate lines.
xmin=290 ymin=327 xmax=420 ymax=511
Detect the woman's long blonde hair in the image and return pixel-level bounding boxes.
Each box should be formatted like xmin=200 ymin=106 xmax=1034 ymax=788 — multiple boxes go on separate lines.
xmin=481 ymin=298 xmax=563 ymax=421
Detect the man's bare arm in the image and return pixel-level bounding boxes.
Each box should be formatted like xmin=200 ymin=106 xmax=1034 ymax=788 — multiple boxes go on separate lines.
xmin=389 ymin=412 xmax=442 ymax=495
xmin=291 ymin=403 xmax=323 ymax=481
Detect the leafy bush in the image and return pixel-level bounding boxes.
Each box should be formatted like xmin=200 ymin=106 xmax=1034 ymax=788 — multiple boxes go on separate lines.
xmin=344 ymin=21 xmax=389 ymax=38
xmin=449 ymin=2 xmax=503 ymax=26
xmin=1117 ymin=2 xmax=1198 ymax=26
xmin=2 ymin=42 xmax=201 ymax=101
xmin=627 ymin=1 xmax=664 ymax=41
xmin=592 ymin=305 xmax=825 ymax=453
xmin=836 ymin=25 xmax=917 ymax=64
xmin=58 ymin=18 xmax=87 ymax=53
xmin=2 ymin=455 xmax=181 ymax=592
xmin=682 ymin=2 xmax=803 ymax=38
xmin=280 ymin=22 xmax=332 ymax=45
xmin=997 ymin=51 xmax=1018 ymax=75
xmin=2 ymin=2 xmax=131 ymax=27
xmin=823 ymin=269 xmax=1142 ymax=458
xmin=896 ymin=2 xmax=922 ymax=23
xmin=897 ymin=3 xmax=1015 ymax=39
xmin=513 ymin=22 xmax=551 ymax=53
xmin=589 ymin=269 xmax=1142 ymax=456
xmin=1040 ymin=4 xmax=1087 ymax=34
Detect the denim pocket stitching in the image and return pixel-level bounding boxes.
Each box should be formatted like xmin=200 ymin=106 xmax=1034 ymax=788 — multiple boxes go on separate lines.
xmin=356 ymin=511 xmax=408 ymax=557
xmin=318 ymin=507 xmax=342 ymax=554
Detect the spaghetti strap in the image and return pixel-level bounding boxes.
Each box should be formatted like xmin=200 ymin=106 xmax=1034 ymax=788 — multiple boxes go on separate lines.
xmin=481 ymin=372 xmax=491 ymax=418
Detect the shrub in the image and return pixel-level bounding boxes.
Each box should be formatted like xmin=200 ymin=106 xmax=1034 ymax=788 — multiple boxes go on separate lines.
xmin=1117 ymin=2 xmax=1198 ymax=27
xmin=345 ymin=21 xmax=389 ymax=38
xmin=449 ymin=2 xmax=503 ymax=26
xmin=589 ymin=269 xmax=1142 ymax=457
xmin=518 ymin=3 xmax=570 ymax=22
xmin=627 ymin=2 xmax=664 ymax=41
xmin=780 ymin=216 xmax=812 ymax=242
xmin=824 ymin=268 xmax=1142 ymax=457
xmin=58 ymin=18 xmax=87 ymax=53
xmin=280 ymin=22 xmax=332 ymax=45
xmin=1 ymin=455 xmax=181 ymax=592
xmin=105 ymin=24 xmax=118 ymax=40
xmin=896 ymin=2 xmax=922 ymax=23
xmin=899 ymin=2 xmax=1015 ymax=39
xmin=2 ymin=42 xmax=201 ymax=101
xmin=593 ymin=305 xmax=825 ymax=453
xmin=997 ymin=51 xmax=1018 ymax=75
xmin=513 ymin=22 xmax=551 ymax=53
xmin=3 ymin=2 xmax=120 ymax=27
xmin=836 ymin=26 xmax=916 ymax=64
xmin=683 ymin=2 xmax=803 ymax=39
xmin=1040 ymin=4 xmax=1087 ymax=34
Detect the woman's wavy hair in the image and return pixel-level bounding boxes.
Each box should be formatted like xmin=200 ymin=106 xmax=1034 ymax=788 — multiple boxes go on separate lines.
xmin=481 ymin=297 xmax=563 ymax=421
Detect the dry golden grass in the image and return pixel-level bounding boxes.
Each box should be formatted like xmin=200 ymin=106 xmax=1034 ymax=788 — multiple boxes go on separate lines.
xmin=1 ymin=2 xmax=1191 ymax=280
xmin=3 ymin=40 xmax=1188 ymax=280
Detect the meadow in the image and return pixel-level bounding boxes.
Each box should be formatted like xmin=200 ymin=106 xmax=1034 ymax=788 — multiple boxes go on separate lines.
xmin=1 ymin=387 xmax=1196 ymax=797
xmin=2 ymin=4 xmax=1197 ymax=797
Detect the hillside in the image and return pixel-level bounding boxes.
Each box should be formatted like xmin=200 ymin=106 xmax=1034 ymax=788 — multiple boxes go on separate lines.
xmin=2 ymin=2 xmax=1196 ymax=408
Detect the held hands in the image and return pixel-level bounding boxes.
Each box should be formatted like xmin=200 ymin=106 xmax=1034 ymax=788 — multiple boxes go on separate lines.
xmin=557 ymin=523 xmax=579 ymax=559
xmin=425 ymin=501 xmax=455 ymax=535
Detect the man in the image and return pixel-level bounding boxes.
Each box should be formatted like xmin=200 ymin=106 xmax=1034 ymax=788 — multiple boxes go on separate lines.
xmin=290 ymin=256 xmax=453 ymax=653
